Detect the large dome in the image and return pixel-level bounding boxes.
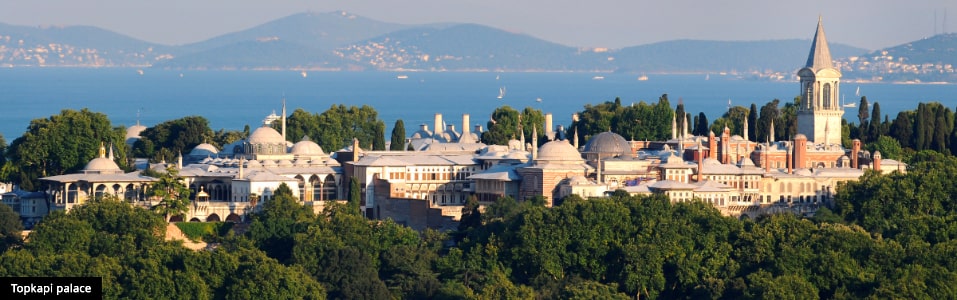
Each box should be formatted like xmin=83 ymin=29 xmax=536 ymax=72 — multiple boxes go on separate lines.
xmin=537 ymin=140 xmax=583 ymax=162
xmin=583 ymin=131 xmax=631 ymax=158
xmin=291 ymin=138 xmax=324 ymax=156
xmin=248 ymin=126 xmax=285 ymax=145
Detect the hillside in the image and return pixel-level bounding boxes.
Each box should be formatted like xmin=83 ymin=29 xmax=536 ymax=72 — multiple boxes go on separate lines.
xmin=838 ymin=33 xmax=957 ymax=82
xmin=1 ymin=11 xmax=955 ymax=82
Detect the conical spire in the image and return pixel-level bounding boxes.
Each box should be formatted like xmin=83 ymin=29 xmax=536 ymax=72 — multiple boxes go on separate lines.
xmin=805 ymin=16 xmax=834 ymax=72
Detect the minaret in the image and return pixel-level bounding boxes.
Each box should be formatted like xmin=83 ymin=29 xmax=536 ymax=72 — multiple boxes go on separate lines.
xmin=177 ymin=152 xmax=183 ymax=169
xmin=281 ymin=97 xmax=287 ymax=142
xmin=108 ymin=142 xmax=115 ymax=160
xmin=574 ymin=127 xmax=580 ymax=149
xmin=696 ymin=140 xmax=704 ymax=182
xmin=532 ymin=126 xmax=538 ymax=160
xmin=797 ymin=16 xmax=843 ymax=145
xmin=682 ymin=112 xmax=689 ymax=140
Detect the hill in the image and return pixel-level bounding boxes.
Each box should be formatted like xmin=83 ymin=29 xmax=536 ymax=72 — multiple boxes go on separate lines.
xmin=0 ymin=22 xmax=174 ymax=67
xmin=838 ymin=33 xmax=957 ymax=82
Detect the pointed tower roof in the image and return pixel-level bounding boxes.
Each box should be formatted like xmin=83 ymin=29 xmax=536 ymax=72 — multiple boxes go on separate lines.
xmin=805 ymin=16 xmax=834 ymax=72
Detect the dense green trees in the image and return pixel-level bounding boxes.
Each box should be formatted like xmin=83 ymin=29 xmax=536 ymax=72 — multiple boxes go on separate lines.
xmin=282 ymin=105 xmax=385 ymax=152
xmin=0 ymin=204 xmax=22 ymax=253
xmin=148 ymin=167 xmax=192 ymax=222
xmin=5 ymin=109 xmax=128 ymax=190
xmin=134 ymin=116 xmax=213 ymax=162
xmin=481 ymin=105 xmax=546 ymax=146
xmin=569 ymin=95 xmax=674 ymax=142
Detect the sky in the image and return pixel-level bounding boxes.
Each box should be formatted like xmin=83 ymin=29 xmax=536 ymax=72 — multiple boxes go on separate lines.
xmin=2 ymin=0 xmax=956 ymax=50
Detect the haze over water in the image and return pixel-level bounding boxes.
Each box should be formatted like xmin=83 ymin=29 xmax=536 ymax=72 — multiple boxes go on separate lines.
xmin=3 ymin=68 xmax=957 ymax=143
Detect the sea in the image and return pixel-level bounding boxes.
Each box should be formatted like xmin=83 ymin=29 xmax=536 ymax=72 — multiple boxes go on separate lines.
xmin=2 ymin=68 xmax=957 ymax=142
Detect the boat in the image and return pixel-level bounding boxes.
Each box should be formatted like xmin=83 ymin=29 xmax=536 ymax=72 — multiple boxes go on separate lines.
xmin=843 ymin=103 xmax=857 ymax=108
xmin=497 ymin=87 xmax=506 ymax=99
xmin=301 ymin=71 xmax=308 ymax=78
xmin=593 ymin=75 xmax=605 ymax=80
xmin=705 ymin=74 xmax=709 ymax=80
xmin=637 ymin=74 xmax=649 ymax=81
xmin=396 ymin=75 xmax=409 ymax=79
xmin=136 ymin=69 xmax=144 ymax=76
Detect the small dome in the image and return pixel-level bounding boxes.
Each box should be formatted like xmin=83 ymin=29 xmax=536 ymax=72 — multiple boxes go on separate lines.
xmin=248 ymin=126 xmax=285 ymax=145
xmin=84 ymin=157 xmax=121 ymax=174
xmin=567 ymin=175 xmax=591 ymax=185
xmin=278 ymin=160 xmax=294 ymax=167
xmin=794 ymin=133 xmax=808 ymax=140
xmin=537 ymin=140 xmax=583 ymax=162
xmin=291 ymin=138 xmax=324 ymax=155
xmin=584 ymin=131 xmax=631 ymax=158
xmin=190 ymin=143 xmax=219 ymax=157
xmin=261 ymin=160 xmax=278 ymax=167
xmin=504 ymin=151 xmax=530 ymax=160
xmin=245 ymin=160 xmax=262 ymax=169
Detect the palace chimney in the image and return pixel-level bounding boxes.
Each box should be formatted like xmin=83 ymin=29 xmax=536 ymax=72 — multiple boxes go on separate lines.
xmin=851 ymin=139 xmax=861 ymax=169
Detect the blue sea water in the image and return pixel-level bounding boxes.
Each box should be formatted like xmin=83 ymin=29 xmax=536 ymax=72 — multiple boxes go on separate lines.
xmin=2 ymin=68 xmax=957 ymax=142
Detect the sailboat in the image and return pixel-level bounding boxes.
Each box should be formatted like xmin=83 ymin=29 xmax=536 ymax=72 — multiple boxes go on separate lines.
xmin=497 ymin=87 xmax=506 ymax=99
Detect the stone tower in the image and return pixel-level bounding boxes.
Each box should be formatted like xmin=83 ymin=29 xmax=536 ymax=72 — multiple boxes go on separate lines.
xmin=797 ymin=17 xmax=843 ymax=146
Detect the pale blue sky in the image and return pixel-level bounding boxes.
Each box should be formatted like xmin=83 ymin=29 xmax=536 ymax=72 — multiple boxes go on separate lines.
xmin=2 ymin=0 xmax=955 ymax=50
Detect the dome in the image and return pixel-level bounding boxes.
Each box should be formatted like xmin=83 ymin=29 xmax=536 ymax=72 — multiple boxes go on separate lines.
xmin=261 ymin=159 xmax=278 ymax=167
xmin=278 ymin=159 xmax=294 ymax=167
xmin=248 ymin=126 xmax=285 ymax=145
xmin=291 ymin=139 xmax=324 ymax=155
xmin=583 ymin=131 xmax=631 ymax=157
xmin=794 ymin=133 xmax=808 ymax=140
xmin=126 ymin=124 xmax=147 ymax=140
xmin=567 ymin=175 xmax=592 ymax=185
xmin=537 ymin=140 xmax=583 ymax=162
xmin=84 ymin=157 xmax=122 ymax=174
xmin=189 ymin=143 xmax=219 ymax=157
xmin=245 ymin=160 xmax=262 ymax=169
xmin=504 ymin=151 xmax=530 ymax=160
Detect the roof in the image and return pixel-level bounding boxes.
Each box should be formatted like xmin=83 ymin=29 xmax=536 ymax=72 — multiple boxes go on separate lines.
xmin=537 ymin=140 xmax=583 ymax=162
xmin=584 ymin=131 xmax=631 ymax=157
xmin=248 ymin=126 xmax=285 ymax=145
xmin=804 ymin=17 xmax=834 ymax=72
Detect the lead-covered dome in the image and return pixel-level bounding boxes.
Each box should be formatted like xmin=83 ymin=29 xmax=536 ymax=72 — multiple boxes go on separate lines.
xmin=291 ymin=137 xmax=324 ymax=156
xmin=537 ymin=140 xmax=583 ymax=162
xmin=248 ymin=126 xmax=285 ymax=145
xmin=189 ymin=143 xmax=219 ymax=157
xmin=584 ymin=131 xmax=631 ymax=158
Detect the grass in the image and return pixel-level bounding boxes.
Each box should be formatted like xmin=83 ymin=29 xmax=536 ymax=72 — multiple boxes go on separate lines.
xmin=175 ymin=222 xmax=234 ymax=242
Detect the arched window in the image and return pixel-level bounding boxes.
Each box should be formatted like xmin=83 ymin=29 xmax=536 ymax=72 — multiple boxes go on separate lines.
xmin=805 ymin=82 xmax=814 ymax=109
xmin=822 ymin=83 xmax=831 ymax=109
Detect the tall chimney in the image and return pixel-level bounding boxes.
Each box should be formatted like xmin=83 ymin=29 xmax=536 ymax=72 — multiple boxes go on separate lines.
xmin=873 ymin=151 xmax=882 ymax=172
xmin=545 ymin=113 xmax=553 ymax=140
xmin=462 ymin=114 xmax=470 ymax=135
xmin=709 ymin=131 xmax=717 ymax=160
xmin=851 ymin=139 xmax=861 ymax=169
xmin=434 ymin=113 xmax=443 ymax=135
xmin=281 ymin=98 xmax=287 ymax=142
xmin=696 ymin=141 xmax=704 ymax=182
xmin=786 ymin=144 xmax=793 ymax=174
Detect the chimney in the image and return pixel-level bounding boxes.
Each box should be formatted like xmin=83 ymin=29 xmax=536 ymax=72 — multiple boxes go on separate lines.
xmin=786 ymin=144 xmax=793 ymax=174
xmin=239 ymin=157 xmax=245 ymax=179
xmin=532 ymin=127 xmax=538 ymax=161
xmin=873 ymin=151 xmax=882 ymax=172
xmin=765 ymin=140 xmax=771 ymax=173
xmin=794 ymin=135 xmax=808 ymax=169
xmin=696 ymin=141 xmax=704 ymax=182
xmin=709 ymin=131 xmax=717 ymax=160
xmin=721 ymin=126 xmax=731 ymax=164
xmin=851 ymin=139 xmax=861 ymax=169
xmin=434 ymin=113 xmax=443 ymax=135
xmin=462 ymin=114 xmax=470 ymax=135
xmin=475 ymin=125 xmax=483 ymax=133
xmin=281 ymin=98 xmax=287 ymax=142
xmin=671 ymin=111 xmax=677 ymax=140
xmin=545 ymin=113 xmax=554 ymax=140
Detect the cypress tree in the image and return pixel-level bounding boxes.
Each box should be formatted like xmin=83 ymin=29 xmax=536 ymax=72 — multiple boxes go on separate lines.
xmin=372 ymin=120 xmax=386 ymax=151
xmin=748 ymin=103 xmax=758 ymax=141
xmin=390 ymin=119 xmax=406 ymax=151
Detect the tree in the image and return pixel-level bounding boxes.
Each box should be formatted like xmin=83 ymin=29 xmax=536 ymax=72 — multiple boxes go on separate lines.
xmin=148 ymin=166 xmax=192 ymax=222
xmin=134 ymin=116 xmax=212 ymax=162
xmin=890 ymin=111 xmax=914 ymax=149
xmin=0 ymin=204 xmax=22 ymax=253
xmin=868 ymin=102 xmax=883 ymax=140
xmin=695 ymin=112 xmax=710 ymax=136
xmin=858 ymin=96 xmax=870 ymax=138
xmin=482 ymin=106 xmax=522 ymax=145
xmin=247 ymin=183 xmax=315 ymax=263
xmin=675 ymin=102 xmax=686 ymax=136
xmin=6 ymin=109 xmax=127 ymax=190
xmin=757 ymin=99 xmax=781 ymax=142
xmin=312 ymin=104 xmax=382 ymax=151
xmin=748 ymin=103 xmax=758 ymax=141
xmin=866 ymin=136 xmax=903 ymax=161
xmin=373 ymin=120 xmax=386 ymax=150
xmin=390 ymin=119 xmax=407 ymax=151
xmin=709 ymin=106 xmax=749 ymax=136
xmin=348 ymin=176 xmax=361 ymax=213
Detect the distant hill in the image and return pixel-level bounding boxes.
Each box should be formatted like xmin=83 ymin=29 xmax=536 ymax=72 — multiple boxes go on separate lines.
xmin=838 ymin=33 xmax=957 ymax=82
xmin=179 ymin=11 xmax=408 ymax=53
xmin=2 ymin=12 xmax=956 ymax=82
xmin=0 ymin=22 xmax=174 ymax=67
xmin=334 ymin=23 xmax=604 ymax=71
